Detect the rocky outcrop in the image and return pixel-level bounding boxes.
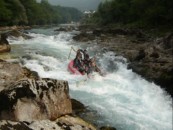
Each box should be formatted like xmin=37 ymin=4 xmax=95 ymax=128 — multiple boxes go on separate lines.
xmin=54 ymin=27 xmax=69 ymax=32
xmin=54 ymin=26 xmax=77 ymax=32
xmin=73 ymin=27 xmax=173 ymax=97
xmin=75 ymin=26 xmax=148 ymax=42
xmin=0 ymin=115 xmax=96 ymax=130
xmin=73 ymin=32 xmax=95 ymax=42
xmin=0 ymin=59 xmax=97 ymax=129
xmin=0 ymin=26 xmax=31 ymax=32
xmin=0 ymin=78 xmax=72 ymax=121
xmin=0 ymin=33 xmax=11 ymax=53
xmin=0 ymin=61 xmax=39 ymax=91
xmin=56 ymin=115 xmax=96 ymax=130
xmin=6 ymin=29 xmax=32 ymax=39
xmin=0 ymin=28 xmax=32 ymax=53
xmin=127 ymin=33 xmax=173 ymax=96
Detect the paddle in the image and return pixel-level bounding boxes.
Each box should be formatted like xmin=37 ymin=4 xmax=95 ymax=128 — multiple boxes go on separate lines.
xmin=68 ymin=47 xmax=72 ymax=59
xmin=68 ymin=46 xmax=77 ymax=59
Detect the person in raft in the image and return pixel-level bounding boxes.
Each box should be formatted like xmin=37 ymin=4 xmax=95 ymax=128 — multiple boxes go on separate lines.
xmin=86 ymin=57 xmax=103 ymax=76
xmin=73 ymin=49 xmax=103 ymax=76
xmin=73 ymin=49 xmax=86 ymax=74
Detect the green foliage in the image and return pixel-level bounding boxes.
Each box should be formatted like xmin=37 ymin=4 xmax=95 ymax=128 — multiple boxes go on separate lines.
xmin=0 ymin=0 xmax=12 ymax=26
xmin=89 ymin=0 xmax=173 ymax=28
xmin=0 ymin=0 xmax=28 ymax=25
xmin=0 ymin=0 xmax=82 ymax=26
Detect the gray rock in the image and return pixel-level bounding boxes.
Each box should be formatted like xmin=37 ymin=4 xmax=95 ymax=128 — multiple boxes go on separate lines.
xmin=0 ymin=115 xmax=97 ymax=130
xmin=0 ymin=61 xmax=39 ymax=91
xmin=0 ymin=78 xmax=72 ymax=121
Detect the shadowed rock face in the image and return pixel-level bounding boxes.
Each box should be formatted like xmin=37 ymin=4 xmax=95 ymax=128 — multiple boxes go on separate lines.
xmin=0 ymin=78 xmax=72 ymax=121
xmin=0 ymin=33 xmax=11 ymax=53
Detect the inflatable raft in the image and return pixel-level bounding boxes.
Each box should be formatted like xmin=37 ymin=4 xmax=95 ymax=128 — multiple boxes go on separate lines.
xmin=68 ymin=60 xmax=84 ymax=75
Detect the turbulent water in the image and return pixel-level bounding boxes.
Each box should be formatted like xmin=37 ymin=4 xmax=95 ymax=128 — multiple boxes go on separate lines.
xmin=8 ymin=27 xmax=172 ymax=130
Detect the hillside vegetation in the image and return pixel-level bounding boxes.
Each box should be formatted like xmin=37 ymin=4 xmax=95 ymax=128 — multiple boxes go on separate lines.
xmin=88 ymin=0 xmax=173 ymax=29
xmin=0 ymin=0 xmax=82 ymax=26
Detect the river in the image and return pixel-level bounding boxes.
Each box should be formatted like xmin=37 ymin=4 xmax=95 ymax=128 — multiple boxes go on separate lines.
xmin=7 ymin=27 xmax=172 ymax=130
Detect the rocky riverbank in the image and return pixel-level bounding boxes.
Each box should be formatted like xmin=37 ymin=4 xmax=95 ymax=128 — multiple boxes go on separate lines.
xmin=73 ymin=26 xmax=173 ymax=97
xmin=0 ymin=60 xmax=97 ymax=130
xmin=0 ymin=28 xmax=116 ymax=130
xmin=0 ymin=26 xmax=32 ymax=54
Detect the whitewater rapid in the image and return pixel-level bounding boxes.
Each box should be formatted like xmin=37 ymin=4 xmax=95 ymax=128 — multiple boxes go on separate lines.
xmin=8 ymin=28 xmax=172 ymax=130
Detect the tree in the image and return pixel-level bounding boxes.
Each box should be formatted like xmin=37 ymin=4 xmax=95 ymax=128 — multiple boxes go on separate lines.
xmin=5 ymin=0 xmax=28 ymax=25
xmin=0 ymin=0 xmax=12 ymax=25
xmin=0 ymin=0 xmax=82 ymax=26
xmin=88 ymin=0 xmax=173 ymax=27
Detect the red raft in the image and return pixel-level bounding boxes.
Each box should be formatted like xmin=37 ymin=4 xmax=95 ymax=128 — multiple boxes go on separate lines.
xmin=68 ymin=60 xmax=84 ymax=75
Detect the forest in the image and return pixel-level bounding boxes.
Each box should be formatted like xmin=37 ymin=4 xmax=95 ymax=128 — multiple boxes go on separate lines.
xmin=0 ymin=0 xmax=82 ymax=26
xmin=88 ymin=0 xmax=173 ymax=28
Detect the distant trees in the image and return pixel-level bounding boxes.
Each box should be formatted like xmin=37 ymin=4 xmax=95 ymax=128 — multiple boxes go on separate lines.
xmin=0 ymin=0 xmax=82 ymax=26
xmin=89 ymin=0 xmax=173 ymax=27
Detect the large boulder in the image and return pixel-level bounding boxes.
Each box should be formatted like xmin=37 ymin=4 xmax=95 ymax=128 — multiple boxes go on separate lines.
xmin=0 ymin=33 xmax=11 ymax=53
xmin=0 ymin=61 xmax=38 ymax=91
xmin=0 ymin=78 xmax=72 ymax=121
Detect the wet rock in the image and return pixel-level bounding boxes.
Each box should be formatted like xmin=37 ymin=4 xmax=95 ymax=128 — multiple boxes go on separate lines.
xmin=54 ymin=27 xmax=68 ymax=32
xmin=57 ymin=115 xmax=96 ymax=130
xmin=71 ymin=99 xmax=85 ymax=110
xmin=71 ymin=99 xmax=86 ymax=115
xmin=0 ymin=78 xmax=72 ymax=121
xmin=128 ymin=60 xmax=173 ymax=96
xmin=7 ymin=29 xmax=32 ymax=39
xmin=22 ymin=55 xmax=32 ymax=60
xmin=73 ymin=32 xmax=95 ymax=42
xmin=100 ymin=126 xmax=117 ymax=130
xmin=0 ymin=26 xmax=31 ymax=32
xmin=0 ymin=33 xmax=11 ymax=53
xmin=54 ymin=26 xmax=76 ymax=32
